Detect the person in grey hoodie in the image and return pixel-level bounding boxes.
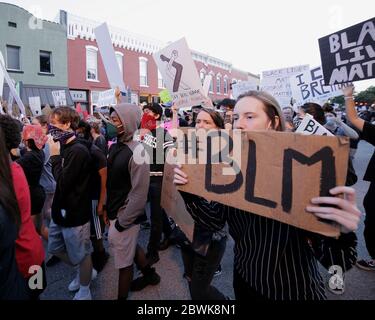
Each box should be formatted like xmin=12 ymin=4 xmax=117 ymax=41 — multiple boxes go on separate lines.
xmin=106 ymin=103 xmax=160 ymax=300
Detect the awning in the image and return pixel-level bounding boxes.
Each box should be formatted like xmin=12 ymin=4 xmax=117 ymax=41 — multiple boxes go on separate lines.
xmin=2 ymin=84 xmax=74 ymax=107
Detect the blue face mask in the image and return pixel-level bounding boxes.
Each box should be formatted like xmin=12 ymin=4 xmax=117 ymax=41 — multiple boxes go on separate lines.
xmin=105 ymin=122 xmax=119 ymax=140
xmin=48 ymin=124 xmax=75 ymax=144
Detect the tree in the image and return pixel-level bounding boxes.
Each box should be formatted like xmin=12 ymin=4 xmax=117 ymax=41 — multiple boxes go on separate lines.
xmin=355 ymin=86 xmax=375 ymax=105
xmin=331 ymin=95 xmax=345 ymax=106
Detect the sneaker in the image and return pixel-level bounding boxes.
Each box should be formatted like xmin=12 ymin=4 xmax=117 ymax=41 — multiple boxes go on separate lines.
xmin=130 ymin=268 xmax=160 ymax=292
xmin=68 ymin=269 xmax=98 ymax=292
xmin=146 ymin=251 xmax=160 ymax=266
xmin=356 ymin=259 xmax=375 ymax=271
xmin=73 ymin=288 xmax=92 ymax=300
xmin=46 ymin=255 xmax=61 ymax=267
xmin=214 ymin=265 xmax=222 ymax=277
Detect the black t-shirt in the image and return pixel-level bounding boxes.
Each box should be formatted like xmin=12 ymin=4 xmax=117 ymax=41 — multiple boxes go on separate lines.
xmin=16 ymin=149 xmax=44 ymax=186
xmin=106 ymin=143 xmax=132 ymax=220
xmin=362 ymin=121 xmax=375 ymax=182
xmin=51 ymin=139 xmax=92 ymax=227
xmin=94 ymin=135 xmax=108 ymax=156
xmin=77 ymin=138 xmax=107 ymax=200
xmin=16 ymin=149 xmax=46 ymax=214
xmin=89 ymin=144 xmax=107 ymax=200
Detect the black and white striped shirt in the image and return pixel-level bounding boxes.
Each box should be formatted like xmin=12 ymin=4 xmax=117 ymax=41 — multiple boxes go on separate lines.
xmin=180 ymin=191 xmax=357 ymax=300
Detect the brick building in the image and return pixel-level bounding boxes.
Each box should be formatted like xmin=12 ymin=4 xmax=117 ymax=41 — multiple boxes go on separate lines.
xmin=59 ymin=10 xmax=258 ymax=112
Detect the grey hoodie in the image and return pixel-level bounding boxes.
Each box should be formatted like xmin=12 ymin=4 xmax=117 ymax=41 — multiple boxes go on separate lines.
xmin=109 ymin=103 xmax=150 ymax=229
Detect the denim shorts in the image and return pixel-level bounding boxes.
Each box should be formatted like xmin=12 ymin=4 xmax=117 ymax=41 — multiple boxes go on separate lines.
xmin=48 ymin=219 xmax=93 ymax=265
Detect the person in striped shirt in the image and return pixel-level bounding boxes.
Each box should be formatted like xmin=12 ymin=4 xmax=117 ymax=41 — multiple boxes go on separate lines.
xmin=174 ymin=91 xmax=361 ymax=300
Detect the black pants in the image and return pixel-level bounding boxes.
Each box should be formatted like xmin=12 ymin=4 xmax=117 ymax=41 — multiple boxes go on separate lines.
xmin=181 ymin=236 xmax=227 ymax=300
xmin=364 ymin=181 xmax=375 ymax=259
xmin=147 ymin=177 xmax=173 ymax=253
xmin=233 ymin=269 xmax=267 ymax=301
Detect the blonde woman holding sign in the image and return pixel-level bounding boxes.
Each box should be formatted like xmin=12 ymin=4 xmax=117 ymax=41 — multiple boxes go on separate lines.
xmin=174 ymin=90 xmax=361 ymax=300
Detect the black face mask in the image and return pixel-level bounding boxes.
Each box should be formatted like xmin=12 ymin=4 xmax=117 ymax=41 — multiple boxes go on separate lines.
xmin=106 ymin=122 xmax=122 ymax=140
xmin=48 ymin=124 xmax=75 ymax=144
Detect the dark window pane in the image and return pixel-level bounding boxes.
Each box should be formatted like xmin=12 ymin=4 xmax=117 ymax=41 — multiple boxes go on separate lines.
xmin=40 ymin=51 xmax=51 ymax=73
xmin=6 ymin=45 xmax=20 ymax=70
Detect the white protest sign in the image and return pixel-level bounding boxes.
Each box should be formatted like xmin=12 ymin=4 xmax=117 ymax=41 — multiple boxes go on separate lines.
xmin=94 ymin=23 xmax=126 ymax=93
xmin=261 ymin=65 xmax=310 ymax=107
xmin=290 ymin=66 xmax=345 ymax=106
xmin=232 ymin=81 xmax=258 ymax=99
xmin=295 ymin=113 xmax=334 ymax=136
xmin=153 ymin=38 xmax=206 ymax=109
xmin=52 ymin=90 xmax=67 ymax=107
xmin=0 ymin=51 xmax=26 ymax=116
xmin=202 ymin=74 xmax=212 ymax=97
xmin=29 ymin=96 xmax=42 ymax=116
xmin=97 ymin=89 xmax=116 ymax=107
xmin=7 ymin=91 xmax=14 ymax=115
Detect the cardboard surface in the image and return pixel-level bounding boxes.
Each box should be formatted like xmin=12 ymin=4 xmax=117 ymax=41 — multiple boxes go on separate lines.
xmin=161 ymin=156 xmax=194 ymax=242
xmin=177 ymin=130 xmax=349 ymax=237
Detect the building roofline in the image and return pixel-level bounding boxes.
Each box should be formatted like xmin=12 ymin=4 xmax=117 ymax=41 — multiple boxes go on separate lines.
xmin=0 ymin=2 xmax=63 ymax=26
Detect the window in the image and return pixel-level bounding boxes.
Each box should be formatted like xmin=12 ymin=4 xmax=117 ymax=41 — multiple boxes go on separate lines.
xmin=209 ymin=72 xmax=214 ymax=93
xmin=8 ymin=22 xmax=17 ymax=28
xmin=139 ymin=57 xmax=148 ymax=86
xmin=216 ymin=75 xmax=221 ymax=94
xmin=115 ymin=52 xmax=123 ymax=74
xmin=224 ymin=77 xmax=228 ymax=94
xmin=86 ymin=46 xmax=98 ymax=81
xmin=200 ymin=70 xmax=206 ymax=85
xmin=158 ymin=69 xmax=165 ymax=88
xmin=40 ymin=51 xmax=52 ymax=73
xmin=6 ymin=45 xmax=20 ymax=70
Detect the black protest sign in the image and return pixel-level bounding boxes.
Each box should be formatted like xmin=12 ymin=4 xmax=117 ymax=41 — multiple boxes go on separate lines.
xmin=319 ymin=17 xmax=375 ymax=85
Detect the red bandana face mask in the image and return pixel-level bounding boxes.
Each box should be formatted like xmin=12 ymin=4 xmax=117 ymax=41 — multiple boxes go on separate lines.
xmin=141 ymin=113 xmax=157 ymax=131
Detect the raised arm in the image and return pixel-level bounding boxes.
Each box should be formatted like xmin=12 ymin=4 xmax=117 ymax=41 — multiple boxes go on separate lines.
xmin=343 ymin=85 xmax=364 ymax=131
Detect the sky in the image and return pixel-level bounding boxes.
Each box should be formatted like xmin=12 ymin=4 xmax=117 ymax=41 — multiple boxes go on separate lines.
xmin=4 ymin=0 xmax=375 ymax=91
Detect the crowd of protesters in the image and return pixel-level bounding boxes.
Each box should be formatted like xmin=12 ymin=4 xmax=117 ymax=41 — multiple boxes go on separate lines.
xmin=0 ymin=83 xmax=374 ymax=300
